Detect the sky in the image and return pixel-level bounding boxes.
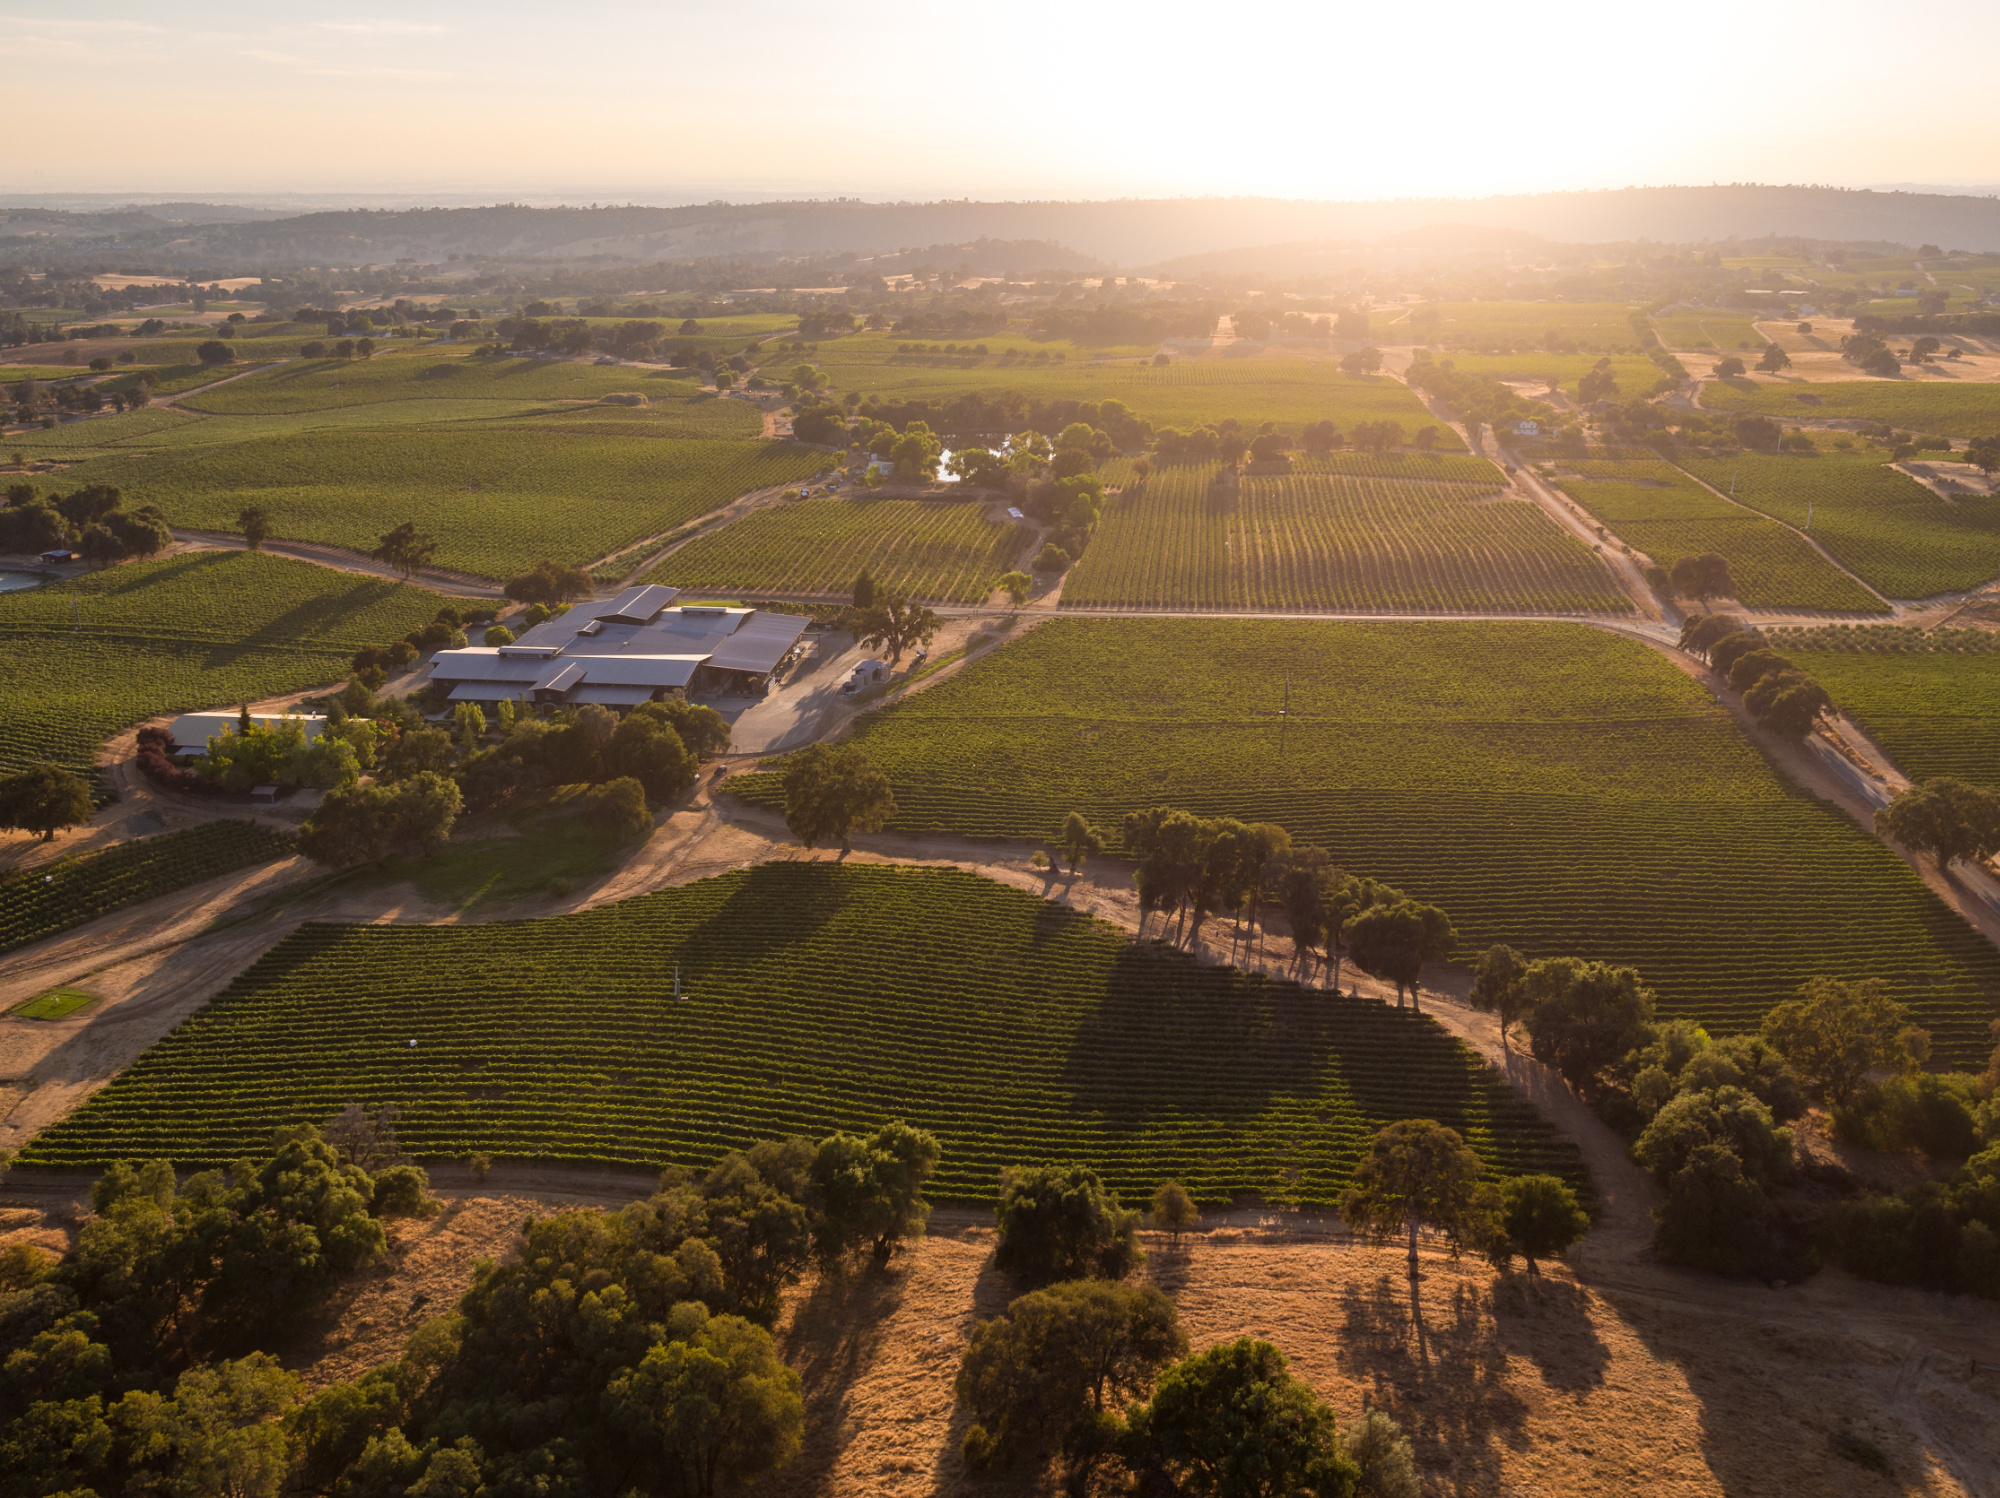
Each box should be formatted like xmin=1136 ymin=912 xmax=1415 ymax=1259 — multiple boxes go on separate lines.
xmin=8 ymin=0 xmax=2000 ymax=205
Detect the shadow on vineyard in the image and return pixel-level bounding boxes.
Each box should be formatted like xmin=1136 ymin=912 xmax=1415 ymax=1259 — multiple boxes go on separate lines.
xmin=20 ymin=862 xmax=1588 ymax=1206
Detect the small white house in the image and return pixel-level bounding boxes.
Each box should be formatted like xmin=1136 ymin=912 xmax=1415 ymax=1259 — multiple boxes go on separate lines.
xmin=850 ymin=658 xmax=890 ymax=686
xmin=1514 ymin=420 xmax=1540 ymax=437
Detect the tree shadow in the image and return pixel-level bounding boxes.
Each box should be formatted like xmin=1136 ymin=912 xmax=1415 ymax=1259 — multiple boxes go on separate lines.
xmin=1337 ymin=1272 xmax=1528 ymax=1497
xmin=767 ymin=1260 xmax=917 ymax=1497
xmin=1487 ymin=1269 xmax=1610 ymax=1392
xmin=922 ymin=1239 xmax=1037 ymax=1497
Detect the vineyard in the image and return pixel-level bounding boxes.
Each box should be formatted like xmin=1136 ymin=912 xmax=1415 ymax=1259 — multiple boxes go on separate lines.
xmin=811 ymin=352 xmax=1450 ymax=437
xmin=1773 ymin=628 xmax=2000 ymax=792
xmin=1 ymin=821 xmax=294 ymax=955
xmin=1400 ymin=300 xmax=1642 ymax=349
xmin=18 ymin=861 xmax=1588 ymax=1205
xmin=643 ymin=497 xmax=1027 ymax=602
xmin=0 ymin=552 xmax=446 ymax=782
xmin=52 ymin=428 xmax=824 ymax=579
xmin=1649 ymin=312 xmax=1764 ymax=350
xmin=732 ymin=620 xmax=2000 ymax=1060
xmin=182 ymin=347 xmax=716 ymax=416
xmin=1678 ymin=453 xmax=2000 ymax=600
xmin=1059 ymin=459 xmax=1630 ymax=613
xmin=1697 ymin=379 xmax=2000 ymax=437
xmin=1544 ymin=458 xmax=1888 ymax=613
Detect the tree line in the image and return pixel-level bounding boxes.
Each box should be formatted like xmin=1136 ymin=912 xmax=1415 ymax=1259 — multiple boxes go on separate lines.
xmin=1 ymin=481 xmax=172 ymax=566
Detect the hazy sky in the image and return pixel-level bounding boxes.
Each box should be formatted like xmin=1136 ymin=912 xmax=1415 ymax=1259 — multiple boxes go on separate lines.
xmin=8 ymin=0 xmax=1998 ymax=203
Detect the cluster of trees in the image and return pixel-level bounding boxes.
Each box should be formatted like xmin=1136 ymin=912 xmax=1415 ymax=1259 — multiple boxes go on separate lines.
xmin=1840 ymin=331 xmax=1903 ymax=378
xmin=296 ymin=337 xmax=377 ymax=360
xmin=1404 ymin=352 xmax=1555 ymax=450
xmin=12 ymin=371 xmax=153 ymax=427
xmin=1471 ymin=939 xmax=2000 ymax=1290
xmin=1 ymin=481 xmax=172 ymax=565
xmin=1680 ymin=613 xmax=1833 ymax=739
xmin=287 ymin=673 xmax=728 ymax=865
xmin=848 ymin=393 xmax=1151 ymax=452
xmin=0 ymin=1120 xmax=941 ymax=1496
xmin=1119 ymin=807 xmax=1454 ymax=1005
xmin=0 ymin=1123 xmax=441 ymax=1498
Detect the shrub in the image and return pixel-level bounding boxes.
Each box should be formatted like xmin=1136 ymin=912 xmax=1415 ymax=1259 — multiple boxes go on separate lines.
xmin=370 ymin=1163 xmax=440 ymax=1219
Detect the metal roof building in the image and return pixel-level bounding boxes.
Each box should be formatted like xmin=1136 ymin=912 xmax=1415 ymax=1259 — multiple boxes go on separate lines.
xmin=427 ymin=585 xmax=807 ymax=708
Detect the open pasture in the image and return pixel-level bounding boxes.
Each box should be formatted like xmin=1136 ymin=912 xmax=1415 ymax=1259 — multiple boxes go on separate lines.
xmin=1699 ymin=378 xmax=2000 ymax=437
xmin=1060 ymin=458 xmax=1628 ymax=614
xmin=821 ymin=352 xmax=1449 ymax=438
xmin=17 ymin=861 xmax=1587 ymax=1205
xmin=55 ymin=428 xmax=821 ymax=579
xmin=643 ymin=496 xmax=1026 ymax=602
xmin=0 ymin=552 xmax=446 ymax=782
xmin=1775 ymin=631 xmax=2000 ymax=792
xmin=732 ymin=620 xmax=2000 ymax=1059
xmin=1679 ymin=452 xmax=2000 ymax=599
xmin=182 ymin=347 xmax=712 ymax=415
xmin=1545 ymin=458 xmax=1887 ymax=612
xmin=1 ymin=821 xmax=294 ymax=956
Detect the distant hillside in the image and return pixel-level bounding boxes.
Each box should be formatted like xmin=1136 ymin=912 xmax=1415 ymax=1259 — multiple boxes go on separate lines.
xmin=10 ymin=185 xmax=2000 ymax=269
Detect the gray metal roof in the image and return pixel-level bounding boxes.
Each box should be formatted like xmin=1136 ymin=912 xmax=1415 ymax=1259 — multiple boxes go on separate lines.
xmin=428 ymin=597 xmax=798 ymax=696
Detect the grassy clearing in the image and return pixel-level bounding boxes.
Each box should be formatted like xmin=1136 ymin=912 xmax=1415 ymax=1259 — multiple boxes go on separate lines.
xmin=18 ymin=861 xmax=1588 ymax=1204
xmin=730 ymin=620 xmax=2000 ymax=1060
xmin=0 ymin=552 xmax=446 ymax=782
xmin=57 ymin=429 xmax=822 ymax=579
xmin=1061 ymin=458 xmax=1628 ymax=613
xmin=1699 ymin=379 xmax=2000 ymax=437
xmin=1775 ymin=635 xmax=2000 ymax=792
xmin=1 ymin=820 xmax=295 ymax=955
xmin=1679 ymin=452 xmax=2000 ymax=599
xmin=1546 ymin=457 xmax=1887 ymax=613
xmin=14 ymin=989 xmax=97 ymax=1020
xmin=182 ymin=347 xmax=711 ymax=416
xmin=647 ymin=496 xmax=1027 ymax=602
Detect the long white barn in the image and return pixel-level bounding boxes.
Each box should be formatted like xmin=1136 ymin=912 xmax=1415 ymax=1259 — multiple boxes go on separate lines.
xmin=427 ymin=585 xmax=807 ymax=709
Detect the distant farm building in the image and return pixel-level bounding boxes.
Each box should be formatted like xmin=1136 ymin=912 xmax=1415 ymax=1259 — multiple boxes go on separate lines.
xmin=428 ymin=585 xmax=806 ymax=708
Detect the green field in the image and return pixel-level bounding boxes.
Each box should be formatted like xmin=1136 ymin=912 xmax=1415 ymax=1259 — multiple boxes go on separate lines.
xmin=732 ymin=620 xmax=2000 ymax=1060
xmin=1651 ymin=311 xmax=1766 ymax=350
xmin=1679 ymin=453 xmax=2000 ymax=599
xmin=645 ymin=496 xmax=1027 ymax=602
xmin=1400 ymin=301 xmax=1640 ymax=350
xmin=1775 ymin=633 xmax=2000 ymax=793
xmin=1 ymin=821 xmax=295 ymax=955
xmin=1402 ymin=352 xmax=1668 ymax=404
xmin=0 ymin=552 xmax=446 ymax=782
xmin=182 ymin=347 xmax=710 ymax=415
xmin=1546 ymin=458 xmax=1887 ymax=613
xmin=52 ymin=426 xmax=820 ymax=579
xmin=17 ymin=861 xmax=1588 ymax=1204
xmin=819 ymin=352 xmax=1449 ymax=438
xmin=14 ymin=988 xmax=98 ymax=1021
xmin=1699 ymin=378 xmax=2000 ymax=437
xmin=1060 ymin=458 xmax=1629 ymax=614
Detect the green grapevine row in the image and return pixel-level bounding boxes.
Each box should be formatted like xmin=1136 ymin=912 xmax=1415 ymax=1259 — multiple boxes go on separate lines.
xmin=20 ymin=862 xmax=1589 ymax=1206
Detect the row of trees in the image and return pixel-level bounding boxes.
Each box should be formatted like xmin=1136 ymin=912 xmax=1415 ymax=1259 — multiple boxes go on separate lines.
xmin=1118 ymin=807 xmax=1454 ymax=1005
xmin=1680 ymin=612 xmax=1834 ymax=739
